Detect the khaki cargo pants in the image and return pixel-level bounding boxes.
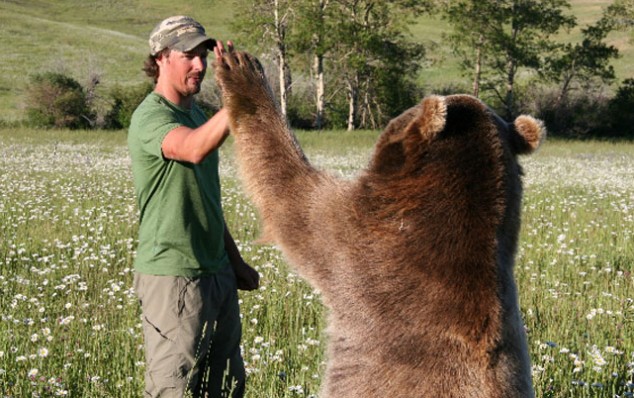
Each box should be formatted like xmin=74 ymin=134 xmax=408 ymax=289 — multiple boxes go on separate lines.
xmin=134 ymin=264 xmax=246 ymax=398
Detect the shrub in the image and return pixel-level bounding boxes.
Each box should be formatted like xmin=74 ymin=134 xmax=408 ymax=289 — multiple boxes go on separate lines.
xmin=607 ymin=78 xmax=634 ymax=138
xmin=104 ymin=82 xmax=153 ymax=129
xmin=518 ymin=83 xmax=611 ymax=138
xmin=543 ymin=92 xmax=610 ymax=138
xmin=287 ymin=76 xmax=319 ymax=129
xmin=24 ymin=72 xmax=93 ymax=129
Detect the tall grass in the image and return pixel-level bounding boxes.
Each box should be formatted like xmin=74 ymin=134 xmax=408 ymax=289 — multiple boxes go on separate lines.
xmin=1 ymin=128 xmax=633 ymax=397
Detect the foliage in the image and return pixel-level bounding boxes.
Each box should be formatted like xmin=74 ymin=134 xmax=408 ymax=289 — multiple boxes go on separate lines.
xmin=366 ymin=40 xmax=425 ymax=123
xmin=230 ymin=0 xmax=289 ymax=52
xmin=317 ymin=0 xmax=429 ymax=129
xmin=23 ymin=72 xmax=152 ymax=131
xmin=24 ymin=72 xmax=94 ymax=129
xmin=103 ymin=82 xmax=153 ymax=129
xmin=520 ymin=84 xmax=611 ymax=138
xmin=607 ymin=0 xmax=634 ymax=31
xmin=4 ymin=1 xmax=634 ymax=136
xmin=443 ymin=0 xmax=499 ymax=96
xmin=542 ymin=3 xmax=620 ymax=105
xmin=231 ymin=0 xmax=429 ymax=130
xmin=519 ymin=77 xmax=634 ymax=138
xmin=443 ymin=0 xmax=576 ymax=118
xmin=288 ymin=0 xmax=334 ymax=129
xmin=607 ymin=78 xmax=634 ymax=137
xmin=231 ymin=0 xmax=295 ymax=115
xmin=286 ymin=78 xmax=321 ymax=129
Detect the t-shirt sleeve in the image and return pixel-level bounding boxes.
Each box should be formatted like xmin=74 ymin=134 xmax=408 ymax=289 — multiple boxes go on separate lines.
xmin=133 ymin=105 xmax=182 ymax=159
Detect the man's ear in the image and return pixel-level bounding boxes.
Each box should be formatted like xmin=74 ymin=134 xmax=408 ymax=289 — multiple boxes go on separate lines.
xmin=155 ymin=48 xmax=171 ymax=64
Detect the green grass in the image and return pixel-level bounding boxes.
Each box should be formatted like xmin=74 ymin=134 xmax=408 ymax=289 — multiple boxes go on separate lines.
xmin=0 ymin=0 xmax=632 ymax=121
xmin=1 ymin=127 xmax=633 ymax=397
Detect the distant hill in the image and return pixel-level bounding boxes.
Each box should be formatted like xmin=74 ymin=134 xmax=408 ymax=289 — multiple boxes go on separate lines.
xmin=0 ymin=0 xmax=631 ymax=122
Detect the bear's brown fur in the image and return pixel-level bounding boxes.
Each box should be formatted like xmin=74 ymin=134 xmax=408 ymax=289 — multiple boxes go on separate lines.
xmin=215 ymin=50 xmax=544 ymax=398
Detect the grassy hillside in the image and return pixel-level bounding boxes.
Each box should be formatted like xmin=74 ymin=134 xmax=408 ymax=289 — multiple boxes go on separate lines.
xmin=0 ymin=0 xmax=631 ymax=121
xmin=0 ymin=0 xmax=234 ymax=121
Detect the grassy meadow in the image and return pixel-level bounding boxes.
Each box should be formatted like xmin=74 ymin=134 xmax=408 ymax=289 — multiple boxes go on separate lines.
xmin=1 ymin=127 xmax=633 ymax=397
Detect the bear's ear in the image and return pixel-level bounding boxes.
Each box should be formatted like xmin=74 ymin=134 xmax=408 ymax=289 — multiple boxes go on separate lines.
xmin=405 ymin=95 xmax=447 ymax=139
xmin=510 ymin=115 xmax=546 ymax=155
xmin=369 ymin=96 xmax=446 ymax=175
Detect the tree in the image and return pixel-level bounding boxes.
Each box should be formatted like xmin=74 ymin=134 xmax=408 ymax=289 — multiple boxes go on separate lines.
xmin=542 ymin=5 xmax=619 ymax=106
xmin=607 ymin=0 xmax=634 ymax=32
xmin=443 ymin=0 xmax=575 ymax=119
xmin=232 ymin=0 xmax=429 ymax=130
xmin=492 ymin=0 xmax=576 ymax=118
xmin=329 ymin=0 xmax=429 ymax=130
xmin=291 ymin=0 xmax=332 ymax=128
xmin=232 ymin=0 xmax=294 ymax=116
xmin=444 ymin=0 xmax=499 ymax=97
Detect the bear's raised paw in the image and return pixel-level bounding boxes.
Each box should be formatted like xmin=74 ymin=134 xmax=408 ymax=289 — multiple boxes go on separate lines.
xmin=215 ymin=51 xmax=277 ymax=117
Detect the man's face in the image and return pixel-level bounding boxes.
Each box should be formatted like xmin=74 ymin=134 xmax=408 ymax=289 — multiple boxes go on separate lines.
xmin=158 ymin=44 xmax=209 ymax=97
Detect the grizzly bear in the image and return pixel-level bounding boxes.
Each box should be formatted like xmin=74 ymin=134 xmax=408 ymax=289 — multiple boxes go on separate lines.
xmin=215 ymin=50 xmax=544 ymax=397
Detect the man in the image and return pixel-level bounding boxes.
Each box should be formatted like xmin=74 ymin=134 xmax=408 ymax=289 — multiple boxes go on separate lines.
xmin=127 ymin=15 xmax=259 ymax=398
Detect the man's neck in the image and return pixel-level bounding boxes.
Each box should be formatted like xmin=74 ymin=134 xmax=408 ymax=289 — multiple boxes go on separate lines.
xmin=154 ymin=83 xmax=193 ymax=109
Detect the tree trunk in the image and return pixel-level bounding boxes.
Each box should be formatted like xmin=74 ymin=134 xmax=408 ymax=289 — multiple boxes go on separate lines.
xmin=346 ymin=75 xmax=358 ymax=131
xmin=313 ymin=0 xmax=329 ymax=129
xmin=360 ymin=80 xmax=378 ymax=129
xmin=505 ymin=59 xmax=515 ymax=119
xmin=274 ymin=0 xmax=289 ymax=116
xmin=278 ymin=51 xmax=288 ymax=116
xmin=556 ymin=60 xmax=576 ymax=107
xmin=473 ymin=34 xmax=483 ymax=97
xmin=314 ymin=53 xmax=325 ymax=129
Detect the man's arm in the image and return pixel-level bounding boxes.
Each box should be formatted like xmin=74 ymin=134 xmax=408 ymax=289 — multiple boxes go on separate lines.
xmin=224 ymin=225 xmax=260 ymax=291
xmin=162 ymin=40 xmax=235 ymax=164
xmin=161 ymin=108 xmax=230 ymax=164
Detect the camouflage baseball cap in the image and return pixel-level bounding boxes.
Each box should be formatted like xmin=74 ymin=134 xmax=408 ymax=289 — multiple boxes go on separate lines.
xmin=149 ymin=16 xmax=216 ymax=56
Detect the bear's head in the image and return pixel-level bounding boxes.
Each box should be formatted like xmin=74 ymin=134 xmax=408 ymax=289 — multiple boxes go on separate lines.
xmin=360 ymin=95 xmax=545 ymax=266
xmin=370 ymin=95 xmax=544 ymax=177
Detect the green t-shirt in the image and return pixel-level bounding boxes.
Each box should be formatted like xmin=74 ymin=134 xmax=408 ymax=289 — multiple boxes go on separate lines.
xmin=127 ymin=92 xmax=229 ymax=276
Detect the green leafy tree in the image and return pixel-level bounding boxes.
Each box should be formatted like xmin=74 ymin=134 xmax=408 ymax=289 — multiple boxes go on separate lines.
xmin=444 ymin=0 xmax=499 ymax=97
xmin=290 ymin=0 xmax=333 ymax=128
xmin=542 ymin=4 xmax=620 ymax=106
xmin=443 ymin=0 xmax=575 ymax=119
xmin=232 ymin=0 xmax=428 ymax=130
xmin=232 ymin=0 xmax=295 ymax=116
xmin=491 ymin=0 xmax=576 ymax=118
xmin=24 ymin=72 xmax=93 ymax=129
xmin=608 ymin=0 xmax=634 ymax=32
xmin=330 ymin=0 xmax=429 ymax=130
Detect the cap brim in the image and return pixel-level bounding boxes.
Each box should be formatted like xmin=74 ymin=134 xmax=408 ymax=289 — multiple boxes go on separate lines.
xmin=171 ymin=32 xmax=216 ymax=53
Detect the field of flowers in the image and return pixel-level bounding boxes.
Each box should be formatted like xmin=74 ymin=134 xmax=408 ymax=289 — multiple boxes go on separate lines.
xmin=1 ymin=128 xmax=632 ymax=397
